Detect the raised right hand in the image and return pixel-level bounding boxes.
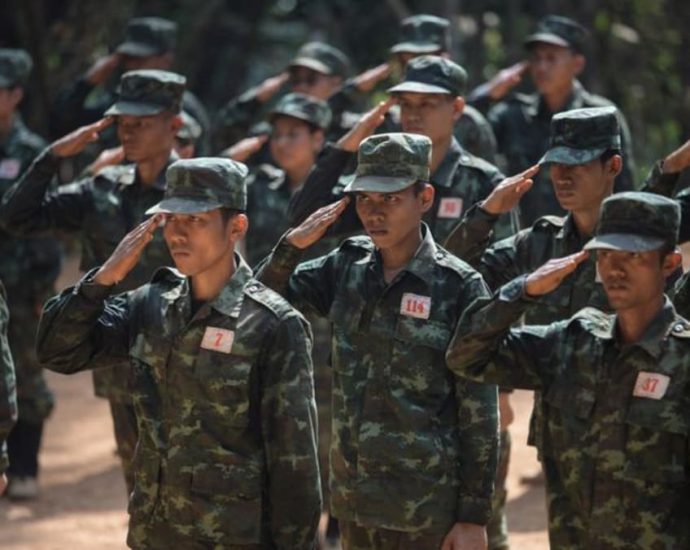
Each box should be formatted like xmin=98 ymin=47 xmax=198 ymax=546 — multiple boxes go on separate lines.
xmin=486 ymin=61 xmax=529 ymax=101
xmin=336 ymin=98 xmax=395 ymax=152
xmin=94 ymin=215 xmax=164 ymax=286
xmin=222 ymin=134 xmax=269 ymax=163
xmin=662 ymin=139 xmax=690 ymax=174
xmin=51 ymin=117 xmax=114 ymax=158
xmin=286 ymin=197 xmax=350 ymax=249
xmin=481 ymin=165 xmax=538 ymax=215
xmin=255 ymin=72 xmax=290 ymax=103
xmin=85 ymin=53 xmax=122 ymax=86
xmin=524 ymin=251 xmax=589 ymax=297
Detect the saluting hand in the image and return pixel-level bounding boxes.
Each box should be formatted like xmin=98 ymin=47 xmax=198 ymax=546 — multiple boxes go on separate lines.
xmin=485 ymin=60 xmax=529 ymax=101
xmin=525 ymin=251 xmax=589 ymax=297
xmin=286 ymin=197 xmax=350 ymax=250
xmin=481 ymin=164 xmax=539 ymax=215
xmin=337 ymin=98 xmax=395 ymax=152
xmin=255 ymin=72 xmax=290 ymax=103
xmin=94 ymin=215 xmax=164 ymax=287
xmin=51 ymin=117 xmax=114 ymax=158
xmin=352 ymin=63 xmax=392 ymax=93
xmin=222 ymin=134 xmax=269 ymax=163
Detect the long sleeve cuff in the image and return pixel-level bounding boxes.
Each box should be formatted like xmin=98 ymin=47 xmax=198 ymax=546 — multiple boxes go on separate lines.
xmin=456 ymin=494 xmax=492 ymax=525
xmin=74 ymin=268 xmax=115 ymax=302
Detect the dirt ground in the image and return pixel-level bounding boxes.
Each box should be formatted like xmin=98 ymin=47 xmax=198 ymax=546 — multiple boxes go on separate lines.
xmin=0 ymin=256 xmax=550 ymax=549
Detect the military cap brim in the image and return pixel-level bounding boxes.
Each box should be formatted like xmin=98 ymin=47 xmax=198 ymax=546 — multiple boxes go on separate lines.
xmin=539 ymin=145 xmax=606 ymax=166
xmin=343 ymin=174 xmax=417 ymax=194
xmin=387 ymin=81 xmax=452 ymax=95
xmin=524 ymin=32 xmax=571 ymax=49
xmin=268 ymin=109 xmax=323 ymax=129
xmin=390 ymin=42 xmax=443 ymax=54
xmin=116 ymin=41 xmax=162 ymax=58
xmin=146 ymin=197 xmax=225 ymax=216
xmin=584 ymin=233 xmax=667 ymax=253
xmin=289 ymin=57 xmax=332 ymax=75
xmin=105 ymin=100 xmax=169 ymax=116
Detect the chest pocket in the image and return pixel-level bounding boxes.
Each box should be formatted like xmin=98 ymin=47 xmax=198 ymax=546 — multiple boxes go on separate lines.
xmin=543 ymin=382 xmax=595 ymax=455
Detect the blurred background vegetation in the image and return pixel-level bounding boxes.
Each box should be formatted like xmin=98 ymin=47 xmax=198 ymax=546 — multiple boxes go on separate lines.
xmin=3 ymin=0 xmax=690 ymax=182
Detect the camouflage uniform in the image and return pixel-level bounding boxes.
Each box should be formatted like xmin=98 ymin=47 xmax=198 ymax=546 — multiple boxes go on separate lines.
xmin=0 ymin=281 xmax=17 ymax=476
xmin=470 ymin=16 xmax=635 ymax=228
xmin=640 ymin=160 xmax=690 ymax=244
xmin=448 ymin=192 xmax=690 ymax=549
xmin=259 ymin=134 xmax=498 ymax=547
xmin=0 ymin=70 xmax=185 ymax=493
xmin=0 ymin=49 xmax=61 ymax=488
xmin=36 ymin=157 xmax=321 ymax=549
xmin=52 ymin=17 xmax=210 ymax=156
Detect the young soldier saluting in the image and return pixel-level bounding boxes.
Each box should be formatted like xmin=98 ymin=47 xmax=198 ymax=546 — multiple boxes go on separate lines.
xmin=35 ymin=157 xmax=321 ymax=549
xmin=258 ymin=133 xmax=498 ymax=550
xmin=449 ymin=192 xmax=690 ymax=548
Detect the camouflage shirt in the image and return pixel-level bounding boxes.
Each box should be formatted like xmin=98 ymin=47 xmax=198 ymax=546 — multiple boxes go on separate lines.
xmin=0 ymin=281 xmax=17 ymax=474
xmin=36 ymin=256 xmax=321 ymax=549
xmin=257 ymin=226 xmax=499 ymax=533
xmin=486 ymin=81 xmax=636 ymax=227
xmin=448 ymin=282 xmax=690 ymax=549
xmin=640 ymin=160 xmax=690 ymax=244
xmin=0 ymin=149 xmax=176 ymax=401
xmin=288 ymin=138 xmax=518 ymax=244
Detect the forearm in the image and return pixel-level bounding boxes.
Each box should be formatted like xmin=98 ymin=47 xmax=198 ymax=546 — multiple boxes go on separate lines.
xmin=640 ymin=159 xmax=680 ymax=197
xmin=443 ymin=204 xmax=498 ymax=266
xmin=255 ymin=235 xmax=305 ymax=299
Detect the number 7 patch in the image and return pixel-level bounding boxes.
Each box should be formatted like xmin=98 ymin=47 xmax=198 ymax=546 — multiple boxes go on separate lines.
xmin=200 ymin=327 xmax=235 ymax=354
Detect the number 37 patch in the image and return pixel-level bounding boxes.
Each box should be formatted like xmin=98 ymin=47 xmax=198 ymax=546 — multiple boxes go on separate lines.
xmin=633 ymin=372 xmax=670 ymax=400
xmin=201 ymin=327 xmax=235 ymax=354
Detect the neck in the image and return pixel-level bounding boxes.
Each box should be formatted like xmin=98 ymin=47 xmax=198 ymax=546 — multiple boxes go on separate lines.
xmin=542 ymin=81 xmax=574 ymax=113
xmin=136 ymin=149 xmax=171 ymax=186
xmin=191 ymin=253 xmax=237 ymax=302
xmin=616 ymin=295 xmax=665 ymax=345
xmin=571 ymin=206 xmax=601 ymax=238
xmin=0 ymin=112 xmax=15 ymax=141
xmin=380 ymin=227 xmax=422 ymax=283
xmin=430 ymin=134 xmax=452 ymax=174
xmin=285 ymin=162 xmax=312 ymax=190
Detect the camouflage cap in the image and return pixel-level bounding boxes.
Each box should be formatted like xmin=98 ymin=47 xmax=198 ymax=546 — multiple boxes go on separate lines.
xmin=390 ymin=14 xmax=451 ymax=55
xmin=344 ymin=133 xmax=431 ymax=193
xmin=524 ymin=15 xmax=588 ymax=53
xmin=147 ymin=157 xmax=249 ymax=215
xmin=116 ymin=17 xmax=177 ymax=57
xmin=288 ymin=42 xmax=350 ymax=77
xmin=268 ymin=93 xmax=332 ymax=130
xmin=388 ymin=55 xmax=467 ymax=96
xmin=176 ymin=111 xmax=202 ymax=141
xmin=105 ymin=70 xmax=186 ymax=116
xmin=584 ymin=192 xmax=680 ymax=252
xmin=539 ymin=106 xmax=621 ymax=166
xmin=0 ymin=48 xmax=32 ymax=88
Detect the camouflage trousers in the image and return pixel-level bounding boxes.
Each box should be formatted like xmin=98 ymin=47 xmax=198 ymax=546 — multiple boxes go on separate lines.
xmin=110 ymin=400 xmax=138 ymax=495
xmin=487 ymin=429 xmax=511 ymax=550
xmin=339 ymin=521 xmax=446 ymax=550
xmin=127 ymin=520 xmax=263 ymax=550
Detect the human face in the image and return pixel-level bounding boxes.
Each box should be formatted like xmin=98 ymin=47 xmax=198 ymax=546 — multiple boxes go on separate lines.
xmin=397 ymin=92 xmax=462 ymax=144
xmin=528 ymin=43 xmax=583 ymax=96
xmin=121 ymin=53 xmax=173 ymax=72
xmin=289 ymin=66 xmax=342 ymax=100
xmin=354 ymin=184 xmax=434 ymax=252
xmin=270 ymin=116 xmax=323 ymax=174
xmin=0 ymin=87 xmax=23 ymax=118
xmin=596 ymin=248 xmax=680 ymax=312
xmin=549 ymin=157 xmax=617 ymax=213
xmin=163 ymin=209 xmax=245 ymax=277
xmin=116 ymin=112 xmax=180 ymax=162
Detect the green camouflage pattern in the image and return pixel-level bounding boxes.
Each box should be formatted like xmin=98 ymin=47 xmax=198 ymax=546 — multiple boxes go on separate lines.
xmin=36 ymin=256 xmax=321 ymax=548
xmin=105 ymin=69 xmax=186 ymax=117
xmin=388 ymin=55 xmax=468 ymax=97
xmin=486 ymin=81 xmax=636 ymax=227
xmin=584 ymin=191 xmax=680 ymax=252
xmin=448 ymin=283 xmax=690 ymax=548
xmin=524 ymin=15 xmax=588 ymax=53
xmin=116 ymin=17 xmax=177 ymax=58
xmin=269 ymin=92 xmax=332 ymax=130
xmin=257 ymin=226 xmax=499 ymax=533
xmin=289 ymin=41 xmax=350 ymax=77
xmin=148 ymin=157 xmax=248 ymax=215
xmin=345 ymin=132 xmax=431 ymax=193
xmin=340 ymin=520 xmax=446 ymax=549
xmin=0 ymin=281 xmax=17 ymax=474
xmin=0 ymin=117 xmax=60 ymax=425
xmin=390 ymin=14 xmax=451 ymax=54
xmin=0 ymin=48 xmax=32 ymax=88
xmin=540 ymin=106 xmax=621 ymax=165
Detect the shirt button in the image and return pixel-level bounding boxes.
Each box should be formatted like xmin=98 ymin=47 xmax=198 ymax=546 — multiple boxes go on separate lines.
xmin=673 ymin=323 xmax=685 ymax=333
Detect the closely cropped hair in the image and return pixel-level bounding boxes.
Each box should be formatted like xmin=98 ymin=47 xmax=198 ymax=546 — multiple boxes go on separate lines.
xmin=220 ymin=207 xmax=245 ymax=225
xmin=600 ymin=149 xmax=621 ymax=164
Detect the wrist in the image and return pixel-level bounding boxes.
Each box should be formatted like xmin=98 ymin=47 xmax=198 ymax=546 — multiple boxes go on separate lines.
xmin=93 ymin=267 xmax=118 ymax=287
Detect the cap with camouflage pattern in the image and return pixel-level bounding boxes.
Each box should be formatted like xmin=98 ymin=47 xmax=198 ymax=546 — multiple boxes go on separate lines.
xmin=177 ymin=111 xmax=202 ymax=141
xmin=288 ymin=42 xmax=350 ymax=77
xmin=584 ymin=192 xmax=680 ymax=252
xmin=390 ymin=14 xmax=451 ymax=55
xmin=344 ymin=133 xmax=431 ymax=193
xmin=147 ymin=157 xmax=249 ymax=215
xmin=524 ymin=15 xmax=588 ymax=53
xmin=268 ymin=93 xmax=332 ymax=130
xmin=105 ymin=70 xmax=186 ymax=116
xmin=0 ymin=48 xmax=32 ymax=88
xmin=116 ymin=17 xmax=177 ymax=57
xmin=388 ymin=55 xmax=467 ymax=96
xmin=539 ymin=106 xmax=621 ymax=166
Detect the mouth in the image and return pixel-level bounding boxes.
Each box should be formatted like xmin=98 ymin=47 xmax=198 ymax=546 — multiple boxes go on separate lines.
xmin=170 ymin=249 xmax=191 ymax=258
xmin=366 ymin=227 xmax=388 ymax=237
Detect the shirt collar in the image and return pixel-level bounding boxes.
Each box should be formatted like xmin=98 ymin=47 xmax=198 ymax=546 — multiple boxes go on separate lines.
xmin=626 ymin=297 xmax=679 ymax=360
xmin=430 ymin=137 xmax=463 ymax=189
xmin=534 ymin=80 xmax=585 ymax=118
